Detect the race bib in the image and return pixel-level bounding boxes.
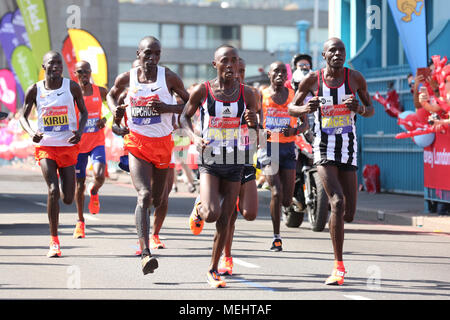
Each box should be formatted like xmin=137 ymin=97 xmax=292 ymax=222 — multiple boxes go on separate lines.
xmin=129 ymin=94 xmax=161 ymax=126
xmin=206 ymin=117 xmax=240 ymax=148
xmin=320 ymin=95 xmax=353 ymax=135
xmin=84 ymin=111 xmax=101 ymax=133
xmin=42 ymin=106 xmax=69 ymax=132
xmin=265 ymin=108 xmax=291 ymax=132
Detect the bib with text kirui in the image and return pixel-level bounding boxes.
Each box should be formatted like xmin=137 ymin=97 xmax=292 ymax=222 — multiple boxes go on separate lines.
xmin=42 ymin=106 xmax=69 ymax=132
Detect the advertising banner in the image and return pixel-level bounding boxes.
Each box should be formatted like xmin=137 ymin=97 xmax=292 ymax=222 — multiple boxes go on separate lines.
xmin=0 ymin=12 xmax=30 ymax=104
xmin=0 ymin=69 xmax=17 ymax=113
xmin=68 ymin=28 xmax=108 ymax=87
xmin=11 ymin=9 xmax=30 ymax=47
xmin=16 ymin=0 xmax=51 ymax=69
xmin=12 ymin=9 xmax=31 ymax=102
xmin=61 ymin=35 xmax=78 ymax=82
xmin=11 ymin=45 xmax=39 ymax=94
xmin=423 ymin=131 xmax=450 ymax=191
xmin=387 ymin=0 xmax=428 ymax=75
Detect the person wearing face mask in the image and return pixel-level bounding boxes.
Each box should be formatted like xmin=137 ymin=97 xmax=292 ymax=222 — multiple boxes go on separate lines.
xmin=290 ymin=53 xmax=313 ymax=92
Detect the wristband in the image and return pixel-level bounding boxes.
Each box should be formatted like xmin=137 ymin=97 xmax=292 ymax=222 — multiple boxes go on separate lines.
xmin=359 ymin=105 xmax=366 ymax=116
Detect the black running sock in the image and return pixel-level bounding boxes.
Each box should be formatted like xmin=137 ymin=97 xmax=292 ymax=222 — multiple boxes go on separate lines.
xmin=141 ymin=248 xmax=151 ymax=258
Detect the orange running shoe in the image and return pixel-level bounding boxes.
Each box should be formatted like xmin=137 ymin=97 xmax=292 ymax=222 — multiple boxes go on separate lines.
xmin=73 ymin=221 xmax=85 ymax=239
xmin=47 ymin=239 xmax=61 ymax=258
xmin=150 ymin=235 xmax=165 ymax=249
xmin=325 ymin=267 xmax=346 ymax=285
xmin=88 ymin=183 xmax=100 ymax=215
xmin=218 ymin=256 xmax=233 ymax=276
xmin=270 ymin=239 xmax=283 ymax=252
xmin=189 ymin=196 xmax=204 ymax=235
xmin=206 ymin=270 xmax=226 ymax=288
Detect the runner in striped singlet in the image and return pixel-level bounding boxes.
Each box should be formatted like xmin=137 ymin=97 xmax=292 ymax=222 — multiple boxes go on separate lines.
xmin=181 ymin=45 xmax=258 ymax=288
xmin=288 ymin=38 xmax=374 ymax=286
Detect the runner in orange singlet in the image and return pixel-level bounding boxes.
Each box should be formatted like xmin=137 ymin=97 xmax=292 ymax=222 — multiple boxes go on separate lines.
xmin=259 ymin=61 xmax=300 ymax=252
xmin=73 ymin=61 xmax=109 ymax=239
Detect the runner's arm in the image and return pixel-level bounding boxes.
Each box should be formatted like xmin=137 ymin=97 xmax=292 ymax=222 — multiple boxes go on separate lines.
xmin=180 ymin=83 xmax=207 ymax=147
xmin=19 ymin=84 xmax=42 ymax=143
xmin=352 ymin=70 xmax=374 ymax=118
xmin=288 ymin=71 xmax=319 ymax=133
xmin=70 ymin=80 xmax=88 ymax=144
xmin=107 ymin=72 xmax=130 ymax=121
xmin=288 ymin=71 xmax=319 ymax=117
xmin=243 ymin=85 xmax=258 ymax=128
xmin=112 ymin=89 xmax=130 ymax=136
xmin=166 ymin=69 xmax=190 ymax=114
xmin=97 ymin=86 xmax=109 ymax=128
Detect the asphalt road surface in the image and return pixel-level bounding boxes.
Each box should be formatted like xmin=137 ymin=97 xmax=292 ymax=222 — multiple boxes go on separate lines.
xmin=1 ymin=166 xmax=450 ymax=303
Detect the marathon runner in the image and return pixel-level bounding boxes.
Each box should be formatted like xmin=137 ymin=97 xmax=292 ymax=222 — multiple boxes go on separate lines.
xmin=107 ymin=36 xmax=189 ymax=275
xmin=289 ymin=37 xmax=374 ymax=285
xmin=19 ymin=51 xmax=88 ymax=257
xmin=180 ymin=45 xmax=258 ymax=288
xmin=218 ymin=57 xmax=259 ymax=276
xmin=72 ymin=61 xmax=109 ymax=239
xmin=259 ymin=61 xmax=300 ymax=252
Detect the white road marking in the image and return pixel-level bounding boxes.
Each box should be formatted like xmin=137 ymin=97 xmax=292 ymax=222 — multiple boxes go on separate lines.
xmin=84 ymin=215 xmax=99 ymax=221
xmin=34 ymin=202 xmax=47 ymax=207
xmin=344 ymin=295 xmax=373 ymax=300
xmin=233 ymin=258 xmax=260 ymax=269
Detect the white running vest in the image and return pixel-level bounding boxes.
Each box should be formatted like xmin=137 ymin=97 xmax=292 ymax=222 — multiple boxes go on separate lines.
xmin=36 ymin=78 xmax=78 ymax=147
xmin=126 ymin=66 xmax=174 ymax=138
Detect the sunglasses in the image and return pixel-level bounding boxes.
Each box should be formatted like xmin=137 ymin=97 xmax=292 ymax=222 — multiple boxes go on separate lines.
xmin=298 ymin=63 xmax=310 ymax=68
xmin=75 ymin=69 xmax=91 ymax=74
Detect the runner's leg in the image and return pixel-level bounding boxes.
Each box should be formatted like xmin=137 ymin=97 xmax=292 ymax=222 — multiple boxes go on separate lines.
xmin=265 ymin=168 xmax=282 ymax=235
xmin=40 ymin=159 xmax=60 ymax=237
xmin=59 ymin=165 xmax=76 ymax=205
xmin=280 ymin=168 xmax=296 ymax=207
xmin=340 ymin=170 xmax=358 ymax=223
xmin=210 ymin=179 xmax=241 ymax=271
xmin=152 ymin=167 xmax=174 ymax=237
xmin=317 ymin=165 xmax=345 ymax=262
xmin=75 ymin=177 xmax=86 ymax=222
xmin=129 ymin=152 xmax=153 ymax=253
xmin=90 ymin=161 xmax=106 ymax=195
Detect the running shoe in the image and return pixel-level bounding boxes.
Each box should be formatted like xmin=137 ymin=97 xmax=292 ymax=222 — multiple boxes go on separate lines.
xmin=73 ymin=221 xmax=85 ymax=239
xmin=325 ymin=267 xmax=346 ymax=285
xmin=270 ymin=239 xmax=283 ymax=252
xmin=206 ymin=270 xmax=226 ymax=288
xmin=141 ymin=251 xmax=158 ymax=275
xmin=189 ymin=196 xmax=204 ymax=235
xmin=150 ymin=235 xmax=165 ymax=249
xmin=218 ymin=256 xmax=233 ymax=276
xmin=47 ymin=240 xmax=61 ymax=258
xmin=188 ymin=183 xmax=196 ymax=193
xmin=88 ymin=182 xmax=100 ymax=215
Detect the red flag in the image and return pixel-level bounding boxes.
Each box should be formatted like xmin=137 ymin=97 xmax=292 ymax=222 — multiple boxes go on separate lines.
xmin=62 ymin=35 xmax=77 ymax=82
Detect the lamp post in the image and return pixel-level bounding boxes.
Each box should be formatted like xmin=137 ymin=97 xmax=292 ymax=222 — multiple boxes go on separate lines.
xmin=296 ymin=20 xmax=311 ymax=54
